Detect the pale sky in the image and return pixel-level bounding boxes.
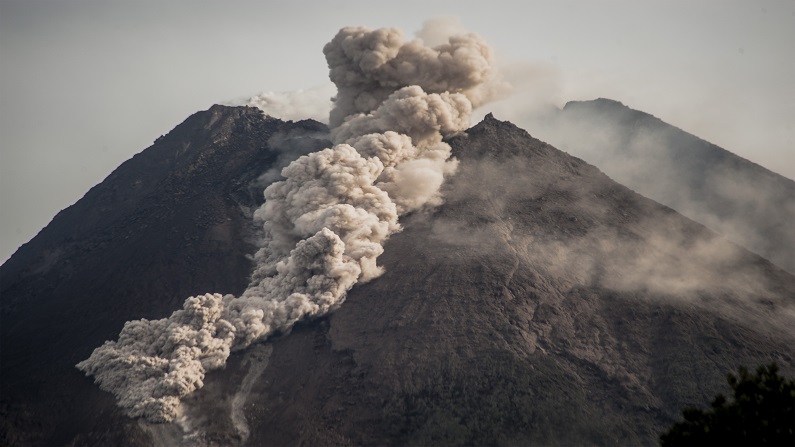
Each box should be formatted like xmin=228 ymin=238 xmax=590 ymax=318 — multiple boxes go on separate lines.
xmin=1 ymin=0 xmax=793 ymax=263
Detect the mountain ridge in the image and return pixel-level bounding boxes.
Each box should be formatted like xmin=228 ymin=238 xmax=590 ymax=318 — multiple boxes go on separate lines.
xmin=565 ymin=98 xmax=794 ymax=182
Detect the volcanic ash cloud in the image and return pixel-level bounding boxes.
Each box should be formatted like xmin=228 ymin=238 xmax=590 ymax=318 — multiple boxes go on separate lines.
xmin=77 ymin=25 xmax=501 ymax=423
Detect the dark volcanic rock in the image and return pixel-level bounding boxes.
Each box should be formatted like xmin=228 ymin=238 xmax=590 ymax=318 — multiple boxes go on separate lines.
xmin=1 ymin=108 xmax=793 ymax=446
xmin=237 ymin=114 xmax=795 ymax=446
xmin=534 ymin=98 xmax=795 ymax=274
xmin=0 ymin=105 xmax=329 ymax=446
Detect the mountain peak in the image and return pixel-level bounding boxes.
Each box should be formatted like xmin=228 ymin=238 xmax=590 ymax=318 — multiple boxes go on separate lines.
xmin=472 ymin=112 xmax=515 ymax=130
xmin=564 ymin=97 xmax=626 ymax=109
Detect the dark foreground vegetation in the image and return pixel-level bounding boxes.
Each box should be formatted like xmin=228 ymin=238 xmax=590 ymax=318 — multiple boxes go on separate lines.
xmin=660 ymin=363 xmax=795 ymax=446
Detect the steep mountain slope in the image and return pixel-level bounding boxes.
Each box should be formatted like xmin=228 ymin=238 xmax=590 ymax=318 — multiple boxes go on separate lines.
xmin=0 ymin=105 xmax=328 ymax=446
xmin=531 ymin=98 xmax=795 ymax=274
xmin=2 ymin=108 xmax=793 ymax=446
xmin=224 ymin=114 xmax=795 ymax=446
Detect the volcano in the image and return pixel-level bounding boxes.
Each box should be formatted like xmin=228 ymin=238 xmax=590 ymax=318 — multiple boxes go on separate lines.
xmin=2 ymin=105 xmax=793 ymax=446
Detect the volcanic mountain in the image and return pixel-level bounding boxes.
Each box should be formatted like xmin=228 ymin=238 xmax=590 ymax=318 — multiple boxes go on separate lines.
xmin=530 ymin=98 xmax=795 ymax=274
xmin=1 ymin=106 xmax=794 ymax=446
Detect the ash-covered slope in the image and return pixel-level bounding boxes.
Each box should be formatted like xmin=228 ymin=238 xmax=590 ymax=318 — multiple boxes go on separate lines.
xmin=532 ymin=98 xmax=795 ymax=274
xmin=2 ymin=109 xmax=794 ymax=446
xmin=0 ymin=105 xmax=328 ymax=446
xmin=225 ymin=114 xmax=794 ymax=446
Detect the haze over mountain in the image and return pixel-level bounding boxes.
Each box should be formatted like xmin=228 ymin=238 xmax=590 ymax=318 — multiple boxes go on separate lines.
xmin=2 ymin=21 xmax=794 ymax=447
xmin=528 ymin=98 xmax=795 ymax=274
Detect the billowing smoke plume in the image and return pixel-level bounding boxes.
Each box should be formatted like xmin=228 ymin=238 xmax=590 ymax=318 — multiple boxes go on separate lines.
xmin=77 ymin=25 xmax=500 ymax=423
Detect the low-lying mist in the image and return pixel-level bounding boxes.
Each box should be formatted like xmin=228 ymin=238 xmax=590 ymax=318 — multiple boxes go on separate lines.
xmin=525 ymin=99 xmax=795 ymax=275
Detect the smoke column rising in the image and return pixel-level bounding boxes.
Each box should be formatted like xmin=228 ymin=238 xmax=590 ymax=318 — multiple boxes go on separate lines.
xmin=76 ymin=25 xmax=501 ymax=423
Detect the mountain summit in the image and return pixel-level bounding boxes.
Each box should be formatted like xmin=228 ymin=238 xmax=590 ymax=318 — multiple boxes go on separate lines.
xmin=2 ymin=107 xmax=793 ymax=446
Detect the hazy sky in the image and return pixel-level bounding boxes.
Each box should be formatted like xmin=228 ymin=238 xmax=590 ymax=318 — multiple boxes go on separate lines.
xmin=1 ymin=0 xmax=793 ymax=263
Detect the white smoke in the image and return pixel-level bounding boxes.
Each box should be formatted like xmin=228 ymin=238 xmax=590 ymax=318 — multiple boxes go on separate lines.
xmin=77 ymin=24 xmax=501 ymax=423
xmin=235 ymin=84 xmax=335 ymax=123
xmin=415 ymin=16 xmax=468 ymax=47
xmin=252 ymin=127 xmax=330 ymax=188
xmin=76 ymin=293 xmax=235 ymax=422
xmin=324 ymin=25 xmax=505 ymax=128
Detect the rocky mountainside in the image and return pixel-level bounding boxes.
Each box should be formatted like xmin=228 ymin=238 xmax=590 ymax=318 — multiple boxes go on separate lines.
xmin=2 ymin=106 xmax=794 ymax=446
xmin=530 ymin=98 xmax=795 ymax=274
xmin=0 ymin=105 xmax=328 ymax=446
